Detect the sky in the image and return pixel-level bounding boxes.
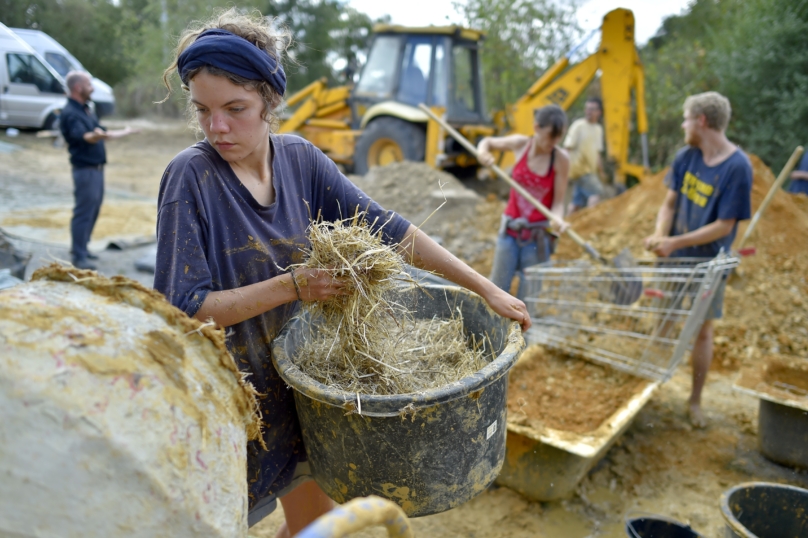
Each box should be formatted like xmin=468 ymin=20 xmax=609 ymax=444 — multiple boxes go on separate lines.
xmin=346 ymin=0 xmax=693 ymax=46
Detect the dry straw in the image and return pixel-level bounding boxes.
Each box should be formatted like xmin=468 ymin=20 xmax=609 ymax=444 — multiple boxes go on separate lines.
xmin=291 ymin=213 xmax=492 ymax=396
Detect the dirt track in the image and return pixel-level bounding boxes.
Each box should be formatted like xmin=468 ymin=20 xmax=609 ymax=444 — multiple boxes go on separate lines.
xmin=3 ymin=123 xmax=808 ymax=537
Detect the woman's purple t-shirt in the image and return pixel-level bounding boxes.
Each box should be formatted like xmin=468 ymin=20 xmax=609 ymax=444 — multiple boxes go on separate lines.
xmin=153 ymin=134 xmax=411 ymax=509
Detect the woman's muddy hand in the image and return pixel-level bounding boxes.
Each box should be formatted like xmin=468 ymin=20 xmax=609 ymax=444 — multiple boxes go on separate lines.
xmin=482 ymin=285 xmax=532 ymax=331
xmin=294 ymin=268 xmax=348 ymax=301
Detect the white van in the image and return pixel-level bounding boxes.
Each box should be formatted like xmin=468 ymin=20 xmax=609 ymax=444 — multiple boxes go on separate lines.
xmin=0 ymin=22 xmax=66 ymax=130
xmin=12 ymin=28 xmax=116 ymax=118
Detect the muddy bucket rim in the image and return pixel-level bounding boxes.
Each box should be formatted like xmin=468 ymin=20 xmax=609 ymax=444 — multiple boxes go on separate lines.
xmin=720 ymin=481 xmax=808 ymax=538
xmin=271 ymin=284 xmax=525 ymax=418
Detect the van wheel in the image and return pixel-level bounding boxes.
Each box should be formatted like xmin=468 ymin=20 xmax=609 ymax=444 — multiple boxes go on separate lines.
xmin=42 ymin=113 xmax=59 ymax=131
xmin=354 ymin=117 xmax=426 ymax=175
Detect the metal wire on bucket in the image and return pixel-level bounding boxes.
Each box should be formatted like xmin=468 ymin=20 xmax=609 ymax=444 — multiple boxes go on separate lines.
xmin=523 ymin=254 xmax=739 ymax=382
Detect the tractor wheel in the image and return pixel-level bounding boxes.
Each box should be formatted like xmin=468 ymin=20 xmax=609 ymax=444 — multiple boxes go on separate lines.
xmin=353 ymin=117 xmax=426 ymax=175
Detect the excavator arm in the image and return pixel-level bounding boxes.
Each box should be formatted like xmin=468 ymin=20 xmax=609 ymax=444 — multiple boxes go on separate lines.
xmin=279 ymin=78 xmax=358 ymax=165
xmin=497 ymin=8 xmax=649 ymax=184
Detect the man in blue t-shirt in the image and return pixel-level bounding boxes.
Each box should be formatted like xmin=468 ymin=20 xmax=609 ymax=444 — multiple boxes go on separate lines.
xmin=644 ymin=91 xmax=752 ymax=428
xmin=787 ymin=150 xmax=808 ymax=195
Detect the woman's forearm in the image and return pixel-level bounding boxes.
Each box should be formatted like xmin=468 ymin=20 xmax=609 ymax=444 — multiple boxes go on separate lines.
xmin=397 ymin=224 xmax=531 ymax=329
xmin=194 ymin=273 xmax=297 ymax=327
xmin=399 ymin=226 xmax=497 ymax=299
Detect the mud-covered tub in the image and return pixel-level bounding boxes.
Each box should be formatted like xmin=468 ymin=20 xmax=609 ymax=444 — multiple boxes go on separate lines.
xmin=497 ymin=346 xmax=659 ymax=500
xmin=734 ymin=357 xmax=808 ymax=469
xmin=272 ymin=284 xmax=524 ymax=517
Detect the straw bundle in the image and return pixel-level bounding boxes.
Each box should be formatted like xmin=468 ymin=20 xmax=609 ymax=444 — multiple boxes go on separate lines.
xmin=292 ymin=214 xmax=491 ymax=396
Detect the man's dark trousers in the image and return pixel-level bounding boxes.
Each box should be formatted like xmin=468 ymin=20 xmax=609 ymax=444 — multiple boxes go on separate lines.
xmin=71 ymin=165 xmax=104 ymax=263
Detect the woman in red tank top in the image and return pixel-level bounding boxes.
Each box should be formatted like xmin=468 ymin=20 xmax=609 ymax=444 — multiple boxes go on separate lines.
xmin=476 ymin=105 xmax=570 ymax=298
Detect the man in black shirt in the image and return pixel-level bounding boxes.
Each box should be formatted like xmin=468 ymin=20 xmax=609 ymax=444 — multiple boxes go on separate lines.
xmin=59 ymin=71 xmax=136 ymax=269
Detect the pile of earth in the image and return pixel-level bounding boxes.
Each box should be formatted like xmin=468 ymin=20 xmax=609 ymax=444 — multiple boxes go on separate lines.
xmin=348 ymin=162 xmax=504 ymax=275
xmin=556 ymin=154 xmax=808 ymax=368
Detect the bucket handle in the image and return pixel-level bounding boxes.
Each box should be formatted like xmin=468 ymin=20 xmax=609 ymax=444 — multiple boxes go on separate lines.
xmin=297 ymin=496 xmax=413 ymax=538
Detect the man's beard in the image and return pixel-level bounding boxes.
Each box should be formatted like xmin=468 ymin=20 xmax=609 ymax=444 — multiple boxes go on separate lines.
xmin=685 ymin=130 xmax=700 ymax=147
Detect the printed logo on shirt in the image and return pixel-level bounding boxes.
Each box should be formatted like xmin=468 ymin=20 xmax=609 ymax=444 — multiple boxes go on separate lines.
xmin=681 ymin=171 xmax=714 ymax=208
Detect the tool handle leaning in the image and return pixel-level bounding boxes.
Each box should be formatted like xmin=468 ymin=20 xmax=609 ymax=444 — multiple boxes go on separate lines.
xmin=418 ymin=104 xmax=606 ymax=263
xmin=738 ymin=145 xmax=804 ymax=249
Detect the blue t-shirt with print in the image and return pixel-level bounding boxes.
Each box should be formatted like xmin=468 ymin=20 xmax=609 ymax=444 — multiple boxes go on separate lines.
xmin=664 ymin=146 xmax=752 ymax=258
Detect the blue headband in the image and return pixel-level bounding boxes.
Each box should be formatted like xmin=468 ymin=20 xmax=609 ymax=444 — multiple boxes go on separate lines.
xmin=177 ymin=28 xmax=286 ymax=96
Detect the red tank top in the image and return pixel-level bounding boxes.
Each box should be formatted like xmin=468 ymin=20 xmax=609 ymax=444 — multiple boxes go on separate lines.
xmin=504 ymin=143 xmax=555 ymax=223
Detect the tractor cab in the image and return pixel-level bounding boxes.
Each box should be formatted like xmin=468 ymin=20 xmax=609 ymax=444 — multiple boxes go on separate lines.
xmin=351 ymin=25 xmax=487 ymax=127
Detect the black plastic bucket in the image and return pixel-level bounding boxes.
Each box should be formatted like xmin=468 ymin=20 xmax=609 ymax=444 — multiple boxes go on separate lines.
xmin=758 ymin=399 xmax=808 ymax=469
xmin=272 ymin=284 xmax=524 ymax=517
xmin=0 ymin=242 xmax=30 ymax=280
xmin=720 ymin=482 xmax=808 ymax=537
xmin=625 ymin=515 xmax=701 ymax=538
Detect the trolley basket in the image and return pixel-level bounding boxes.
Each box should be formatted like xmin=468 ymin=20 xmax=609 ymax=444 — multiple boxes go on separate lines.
xmin=522 ymin=254 xmax=739 ymax=381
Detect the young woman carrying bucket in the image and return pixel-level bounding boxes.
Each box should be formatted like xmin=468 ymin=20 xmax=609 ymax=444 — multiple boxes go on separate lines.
xmin=476 ymin=106 xmax=570 ymax=299
xmin=154 ymin=9 xmax=531 ymax=537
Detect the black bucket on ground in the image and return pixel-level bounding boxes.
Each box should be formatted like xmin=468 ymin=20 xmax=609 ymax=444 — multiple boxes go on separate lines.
xmin=272 ymin=284 xmax=524 ymax=517
xmin=720 ymin=482 xmax=808 ymax=537
xmin=625 ymin=515 xmax=701 ymax=538
xmin=0 ymin=232 xmax=30 ymax=280
xmin=758 ymin=399 xmax=808 ymax=469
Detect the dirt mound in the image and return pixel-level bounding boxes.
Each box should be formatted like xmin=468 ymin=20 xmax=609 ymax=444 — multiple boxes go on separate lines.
xmin=556 ymin=154 xmax=808 ymax=365
xmin=792 ymin=192 xmax=808 ymax=214
xmin=349 ymin=162 xmax=504 ymax=275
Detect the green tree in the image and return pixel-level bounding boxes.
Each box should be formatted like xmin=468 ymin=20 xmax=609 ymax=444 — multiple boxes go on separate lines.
xmin=456 ymin=0 xmax=580 ymax=113
xmin=640 ymin=0 xmax=808 ymax=170
xmin=264 ymin=0 xmax=374 ymax=92
xmin=710 ymin=0 xmax=808 ymax=169
xmin=2 ymin=0 xmax=132 ymax=86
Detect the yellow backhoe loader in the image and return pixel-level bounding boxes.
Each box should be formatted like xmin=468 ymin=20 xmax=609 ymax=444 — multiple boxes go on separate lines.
xmin=280 ymin=8 xmax=648 ymax=184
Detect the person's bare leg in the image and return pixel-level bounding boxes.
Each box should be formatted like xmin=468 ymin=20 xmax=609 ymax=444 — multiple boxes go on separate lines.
xmin=688 ymin=320 xmax=713 ymax=428
xmin=277 ymin=480 xmax=334 ymax=537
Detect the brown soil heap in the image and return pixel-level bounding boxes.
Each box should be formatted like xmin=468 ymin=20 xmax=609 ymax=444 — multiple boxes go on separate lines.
xmin=556 ymin=155 xmax=808 ymax=368
xmin=507 ymin=345 xmax=649 ymax=434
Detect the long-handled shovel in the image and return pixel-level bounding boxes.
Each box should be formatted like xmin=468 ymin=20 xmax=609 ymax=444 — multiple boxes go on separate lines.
xmin=418 ymin=104 xmax=642 ymax=304
xmin=736 ymin=145 xmax=804 ymax=256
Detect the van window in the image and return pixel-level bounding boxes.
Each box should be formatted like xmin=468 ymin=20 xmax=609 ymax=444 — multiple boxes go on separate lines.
xmin=7 ymin=53 xmax=64 ymax=94
xmin=44 ymin=52 xmax=74 ymax=77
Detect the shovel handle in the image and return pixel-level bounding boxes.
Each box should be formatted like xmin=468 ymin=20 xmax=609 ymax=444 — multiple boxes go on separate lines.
xmin=737 ymin=145 xmax=804 ymax=250
xmin=418 ymin=104 xmax=606 ymax=264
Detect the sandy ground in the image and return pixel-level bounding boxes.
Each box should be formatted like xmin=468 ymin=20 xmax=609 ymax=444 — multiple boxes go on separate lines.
xmin=0 ymin=119 xmax=196 ymax=285
xmin=3 ymin=121 xmax=807 ymax=537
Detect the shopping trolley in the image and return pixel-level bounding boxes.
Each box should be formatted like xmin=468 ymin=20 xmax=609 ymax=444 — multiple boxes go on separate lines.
xmin=522 ymin=254 xmax=740 ymax=382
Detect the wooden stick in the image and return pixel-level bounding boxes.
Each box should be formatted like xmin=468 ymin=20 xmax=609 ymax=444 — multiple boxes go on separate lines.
xmin=738 ymin=145 xmax=804 ymax=249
